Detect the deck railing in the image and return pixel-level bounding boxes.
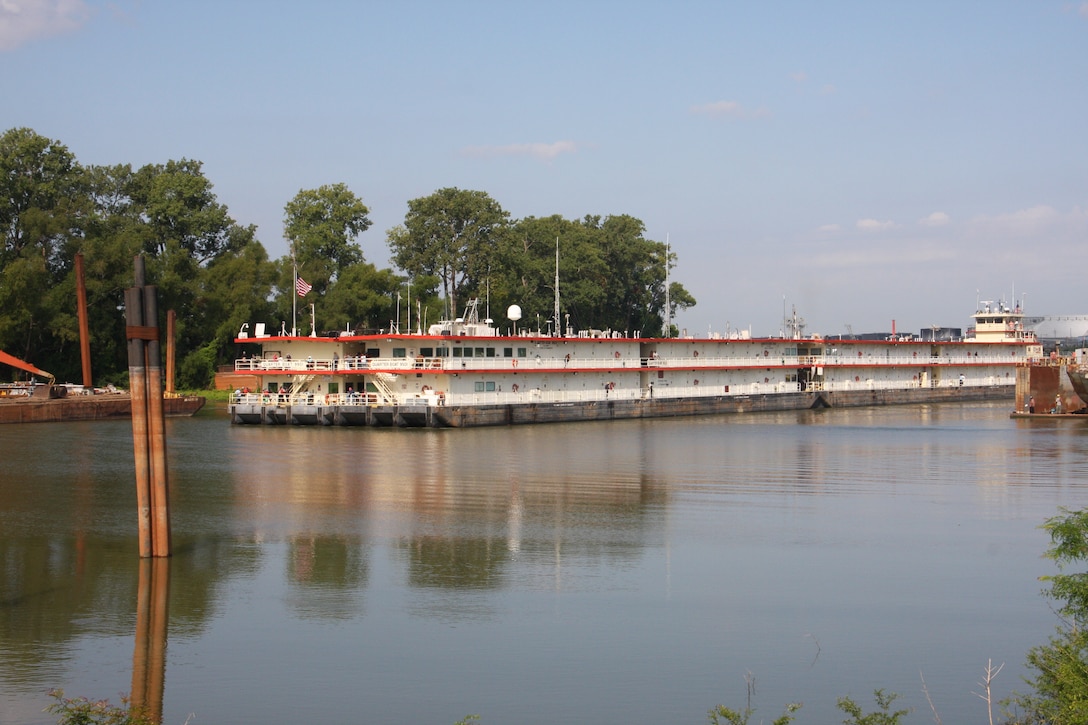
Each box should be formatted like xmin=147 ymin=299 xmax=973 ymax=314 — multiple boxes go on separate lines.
xmin=236 ymin=352 xmax=1028 ymax=374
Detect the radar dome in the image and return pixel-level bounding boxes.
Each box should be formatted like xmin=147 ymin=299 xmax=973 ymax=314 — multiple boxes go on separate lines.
xmin=507 ymin=304 xmax=522 ymax=321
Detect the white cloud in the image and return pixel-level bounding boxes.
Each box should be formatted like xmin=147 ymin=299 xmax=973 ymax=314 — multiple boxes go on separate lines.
xmin=790 ymin=71 xmax=807 ymax=83
xmin=0 ymin=0 xmax=91 ymax=52
xmin=818 ymin=223 xmax=841 ymax=233
xmin=461 ymin=140 xmax=578 ymax=161
xmin=966 ymin=204 xmax=1088 ymax=239
xmin=690 ymin=100 xmax=771 ymax=120
xmin=856 ymin=218 xmax=895 ymax=231
xmin=918 ymin=211 xmax=950 ymax=227
xmin=1080 ymin=2 xmax=1088 ymax=18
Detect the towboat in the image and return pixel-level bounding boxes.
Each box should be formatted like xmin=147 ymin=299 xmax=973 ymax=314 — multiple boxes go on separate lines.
xmin=227 ymin=298 xmax=1042 ymax=427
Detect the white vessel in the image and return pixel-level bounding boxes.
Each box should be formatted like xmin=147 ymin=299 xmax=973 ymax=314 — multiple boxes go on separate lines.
xmin=227 ymin=297 xmax=1040 ymax=427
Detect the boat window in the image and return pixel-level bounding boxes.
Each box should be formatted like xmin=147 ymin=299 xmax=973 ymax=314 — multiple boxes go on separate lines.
xmin=475 ymin=347 xmax=485 ymax=357
xmin=463 ymin=348 xmax=474 ymax=358
xmin=503 ymin=347 xmax=513 ymax=357
xmin=436 ymin=347 xmax=449 ymax=357
xmin=475 ymin=381 xmax=485 ymax=392
xmin=485 ymin=381 xmax=496 ymax=391
xmin=453 ymin=348 xmax=463 ymax=357
xmin=392 ymin=348 xmax=406 ymax=358
xmin=420 ymin=347 xmax=434 ymax=357
xmin=517 ymin=347 xmax=527 ymax=357
xmin=486 ymin=348 xmax=496 ymax=357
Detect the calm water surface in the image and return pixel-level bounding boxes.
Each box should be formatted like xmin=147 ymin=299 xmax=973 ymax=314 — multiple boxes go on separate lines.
xmin=2 ymin=402 xmax=1087 ymax=724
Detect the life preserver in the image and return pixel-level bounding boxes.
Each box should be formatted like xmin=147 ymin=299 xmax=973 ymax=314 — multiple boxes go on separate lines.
xmin=614 ymin=351 xmax=620 ymax=359
xmin=855 ymin=375 xmax=860 ymax=382
xmin=512 ymin=383 xmax=519 ymax=393
xmin=693 ymin=350 xmax=699 ymax=357
xmin=763 ymin=350 xmax=769 ymax=357
xmin=693 ymin=379 xmax=699 ymax=385
xmin=512 ymin=358 xmax=518 ymax=367
xmin=566 ymin=354 xmax=571 ymax=363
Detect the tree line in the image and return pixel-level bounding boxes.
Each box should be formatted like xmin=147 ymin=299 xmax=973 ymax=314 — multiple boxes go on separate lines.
xmin=0 ymin=127 xmax=695 ymax=388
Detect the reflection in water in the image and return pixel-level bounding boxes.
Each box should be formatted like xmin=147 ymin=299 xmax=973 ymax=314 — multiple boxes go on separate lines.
xmin=2 ymin=404 xmax=1088 ymax=724
xmin=130 ymin=558 xmax=168 ymax=723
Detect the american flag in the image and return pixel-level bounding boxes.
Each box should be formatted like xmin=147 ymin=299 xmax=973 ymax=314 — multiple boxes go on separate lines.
xmin=295 ymin=277 xmax=312 ymax=297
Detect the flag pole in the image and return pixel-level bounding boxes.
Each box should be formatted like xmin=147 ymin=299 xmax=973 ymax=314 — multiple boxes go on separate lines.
xmin=291 ymin=252 xmax=298 ymax=337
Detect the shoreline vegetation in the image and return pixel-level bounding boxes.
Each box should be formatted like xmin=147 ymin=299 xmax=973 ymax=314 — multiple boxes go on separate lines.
xmin=43 ymin=507 xmax=1088 ymax=725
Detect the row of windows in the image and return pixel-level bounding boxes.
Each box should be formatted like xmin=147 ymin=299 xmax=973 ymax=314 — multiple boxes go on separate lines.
xmin=391 ymin=347 xmax=529 ymax=358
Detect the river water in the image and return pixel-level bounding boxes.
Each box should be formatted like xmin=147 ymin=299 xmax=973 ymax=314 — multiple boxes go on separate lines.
xmin=1 ymin=402 xmax=1086 ymax=725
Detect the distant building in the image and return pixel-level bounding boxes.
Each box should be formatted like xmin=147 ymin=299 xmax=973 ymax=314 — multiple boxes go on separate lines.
xmin=1024 ymin=315 xmax=1088 ymax=347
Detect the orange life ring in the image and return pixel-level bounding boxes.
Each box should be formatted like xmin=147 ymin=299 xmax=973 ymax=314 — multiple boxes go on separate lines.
xmin=693 ymin=379 xmax=700 ymax=385
xmin=763 ymin=350 xmax=769 ymax=357
xmin=693 ymin=350 xmax=699 ymax=357
xmin=614 ymin=351 xmax=620 ymax=359
xmin=512 ymin=383 xmax=519 ymax=393
xmin=855 ymin=375 xmax=860 ymax=382
xmin=512 ymin=358 xmax=518 ymax=367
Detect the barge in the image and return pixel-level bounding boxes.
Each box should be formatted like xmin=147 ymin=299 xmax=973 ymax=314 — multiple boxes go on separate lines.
xmin=228 ymin=298 xmax=1042 ymax=428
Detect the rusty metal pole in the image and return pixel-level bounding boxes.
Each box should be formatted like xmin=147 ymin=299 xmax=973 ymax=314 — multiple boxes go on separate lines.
xmin=75 ymin=253 xmax=93 ymax=389
xmin=142 ymin=285 xmax=171 ymax=557
xmin=126 ymin=285 xmax=152 ymax=559
xmin=165 ymin=310 xmax=176 ymax=396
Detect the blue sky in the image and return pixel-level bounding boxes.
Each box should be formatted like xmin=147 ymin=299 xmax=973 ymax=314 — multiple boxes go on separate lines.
xmin=3 ymin=0 xmax=1086 ymax=337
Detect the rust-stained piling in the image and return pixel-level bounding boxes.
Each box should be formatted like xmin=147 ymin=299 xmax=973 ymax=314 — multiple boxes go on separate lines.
xmin=75 ymin=252 xmax=93 ymax=389
xmin=126 ymin=257 xmax=171 ymax=558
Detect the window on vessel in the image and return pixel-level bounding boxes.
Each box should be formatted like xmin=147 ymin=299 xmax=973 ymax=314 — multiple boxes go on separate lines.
xmin=453 ymin=348 xmax=463 ymax=357
xmin=475 ymin=347 xmax=485 ymax=357
xmin=463 ymin=348 xmax=474 ymax=358
xmin=420 ymin=347 xmax=434 ymax=357
xmin=392 ymin=347 xmax=406 ymax=358
xmin=328 ymin=383 xmax=339 ymax=394
xmin=365 ymin=348 xmax=380 ymax=358
xmin=517 ymin=347 xmax=527 ymax=357
xmin=658 ymin=370 xmax=664 ymax=379
xmin=436 ymin=347 xmax=449 ymax=357
xmin=503 ymin=347 xmax=513 ymax=357
xmin=486 ymin=348 xmax=496 ymax=357
xmin=475 ymin=381 xmax=485 ymax=392
xmin=485 ymin=381 xmax=496 ymax=391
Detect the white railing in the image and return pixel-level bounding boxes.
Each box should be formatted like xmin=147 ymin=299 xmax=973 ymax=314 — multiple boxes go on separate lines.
xmin=237 ymin=353 xmax=1028 ymax=374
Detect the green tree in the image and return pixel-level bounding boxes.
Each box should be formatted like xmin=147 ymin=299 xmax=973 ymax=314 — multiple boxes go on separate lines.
xmin=387 ymin=187 xmax=510 ymax=320
xmin=284 ymin=183 xmax=370 ymax=290
xmin=491 ymin=213 xmax=696 ymax=337
xmin=1007 ymin=507 xmax=1088 ymax=724
xmin=0 ymin=128 xmax=87 ymax=374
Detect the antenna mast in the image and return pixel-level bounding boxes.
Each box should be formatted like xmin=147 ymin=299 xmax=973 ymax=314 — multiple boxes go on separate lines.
xmin=664 ymin=234 xmax=671 ymax=338
xmin=553 ymin=237 xmax=560 ymax=337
